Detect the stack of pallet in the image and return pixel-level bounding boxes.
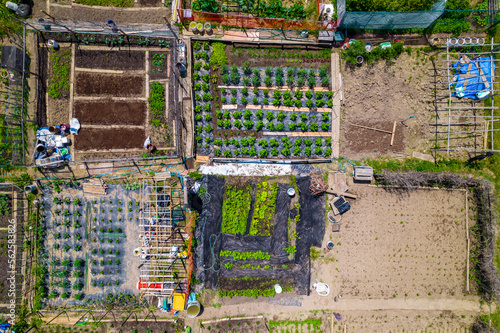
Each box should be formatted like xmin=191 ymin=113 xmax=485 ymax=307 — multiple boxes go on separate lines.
xmin=83 ymin=178 xmax=108 ymax=195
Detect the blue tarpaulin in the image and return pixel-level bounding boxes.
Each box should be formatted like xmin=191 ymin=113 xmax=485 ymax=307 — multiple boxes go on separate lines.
xmin=451 ymin=57 xmax=495 ymax=99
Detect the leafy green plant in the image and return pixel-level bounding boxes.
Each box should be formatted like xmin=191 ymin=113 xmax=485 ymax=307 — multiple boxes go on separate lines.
xmin=148 ymin=82 xmax=165 ymax=127
xmin=250 ymin=181 xmax=278 ymax=236
xmin=210 ymin=42 xmax=228 ymax=66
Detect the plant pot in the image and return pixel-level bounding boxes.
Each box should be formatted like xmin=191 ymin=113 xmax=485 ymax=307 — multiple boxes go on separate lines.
xmin=448 ymin=38 xmax=457 ymax=46
xmin=471 ymin=37 xmax=478 ymax=44
xmin=356 ymin=56 xmax=364 ymax=65
xmin=478 ymin=37 xmax=485 ymax=45
xmin=457 ymin=38 xmax=465 ymax=46
xmin=196 ymin=23 xmax=204 ymax=33
xmin=189 ymin=22 xmax=197 ymax=31
xmin=464 ymin=37 xmax=471 ymax=44
xmin=204 ymin=22 xmax=211 ymax=32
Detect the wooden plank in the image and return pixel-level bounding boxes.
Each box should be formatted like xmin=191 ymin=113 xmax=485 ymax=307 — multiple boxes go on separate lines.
xmin=86 ymin=162 xmax=114 ymax=176
xmin=195 ymin=155 xmax=210 ymax=163
xmin=390 ymin=121 xmax=397 ymax=146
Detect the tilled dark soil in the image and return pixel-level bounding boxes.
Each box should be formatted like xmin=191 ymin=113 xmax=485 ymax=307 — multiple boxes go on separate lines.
xmin=75 ymin=72 xmax=144 ymax=97
xmin=74 ymin=127 xmax=145 ymax=150
xmin=75 ymin=50 xmax=145 ymax=70
xmin=73 ymin=100 xmax=146 ymax=125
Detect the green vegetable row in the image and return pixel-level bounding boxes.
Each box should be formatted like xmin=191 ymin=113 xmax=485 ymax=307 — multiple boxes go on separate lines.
xmin=220 ymin=250 xmax=271 ymax=260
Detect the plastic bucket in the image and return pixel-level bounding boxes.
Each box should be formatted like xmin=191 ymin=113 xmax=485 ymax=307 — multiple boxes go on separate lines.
xmin=287 ymin=188 xmax=295 ymax=196
xmin=47 ymin=39 xmax=59 ymax=49
xmin=189 ymin=22 xmax=197 ymax=31
xmin=327 ymin=241 xmax=335 ymax=250
xmin=186 ymin=301 xmax=200 ymax=318
xmin=478 ymin=37 xmax=485 ymax=45
xmin=196 ymin=23 xmax=204 ymax=33
xmin=36 ymin=143 xmax=45 ymax=153
xmin=471 ymin=37 xmax=478 ymax=45
xmin=274 ymin=284 xmax=282 ymax=294
xmin=457 ymin=38 xmax=465 ymax=46
xmin=356 ymin=56 xmax=364 ymax=64
xmin=449 ymin=38 xmax=457 ymax=46
xmin=204 ymin=22 xmax=211 ymax=32
xmin=464 ymin=37 xmax=471 ymax=44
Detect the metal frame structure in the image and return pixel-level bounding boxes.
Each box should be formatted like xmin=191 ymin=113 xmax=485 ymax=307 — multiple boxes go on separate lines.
xmin=433 ymin=38 xmax=500 ymax=155
xmin=138 ymin=176 xmax=188 ymax=297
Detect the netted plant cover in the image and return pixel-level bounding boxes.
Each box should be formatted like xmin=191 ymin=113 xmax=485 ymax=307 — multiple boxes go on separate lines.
xmin=337 ymin=0 xmax=447 ymax=29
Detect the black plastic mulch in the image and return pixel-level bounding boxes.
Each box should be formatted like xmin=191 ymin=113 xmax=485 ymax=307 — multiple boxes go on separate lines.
xmin=195 ymin=175 xmax=325 ymax=296
xmin=221 ymin=234 xmax=272 ymax=252
xmin=293 ymin=176 xmax=326 ymax=295
xmin=271 ymin=183 xmax=292 ymax=256
xmin=194 ymin=175 xmax=225 ymax=289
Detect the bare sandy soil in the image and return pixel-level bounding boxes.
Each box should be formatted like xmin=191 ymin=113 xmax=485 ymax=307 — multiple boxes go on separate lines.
xmin=317 ymin=184 xmax=470 ymax=299
xmin=341 ymin=50 xmax=436 ymax=160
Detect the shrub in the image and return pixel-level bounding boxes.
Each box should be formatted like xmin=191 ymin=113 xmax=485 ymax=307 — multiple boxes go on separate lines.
xmin=256 ymin=121 xmax=264 ymax=131
xmin=293 ymin=146 xmax=301 ymax=155
xmin=243 ymin=77 xmax=250 ymax=86
xmin=324 ymin=148 xmax=332 ymax=156
xmin=263 ymin=98 xmax=269 ymax=105
xmin=242 ymin=87 xmax=248 ymax=95
xmin=260 ymin=149 xmax=268 ymax=158
xmin=265 ymin=67 xmax=273 ymax=76
xmin=310 ymin=123 xmax=319 ymax=131
xmin=242 ymin=61 xmax=252 ymax=75
xmin=241 ymin=97 xmax=247 ymax=105
xmin=321 ymin=123 xmax=329 ymax=131
xmin=263 ymin=89 xmax=269 ymax=95
xmin=305 ymin=147 xmax=312 ymax=157
xmin=264 ymin=76 xmax=272 ymax=86
xmin=252 ymin=97 xmax=258 ymax=104
xmin=231 ymin=97 xmax=236 ymax=104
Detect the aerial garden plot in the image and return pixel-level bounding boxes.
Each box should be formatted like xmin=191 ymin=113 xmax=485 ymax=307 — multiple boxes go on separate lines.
xmin=36 ymin=32 xmax=178 ymax=161
xmin=38 ymin=179 xmax=145 ymax=307
xmin=195 ymin=174 xmax=325 ymax=299
xmin=192 ymin=41 xmax=335 ymax=159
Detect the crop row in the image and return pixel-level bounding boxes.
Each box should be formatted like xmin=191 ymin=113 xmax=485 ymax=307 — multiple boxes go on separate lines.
xmin=218 ymin=88 xmax=333 ymax=107
xmin=192 ymin=62 xmax=330 ymax=89
xmin=222 ymin=184 xmax=252 ymax=234
xmin=207 ymin=136 xmax=332 ymax=158
xmin=220 ymin=250 xmax=271 ymax=260
xmin=250 ymin=182 xmax=278 ymax=236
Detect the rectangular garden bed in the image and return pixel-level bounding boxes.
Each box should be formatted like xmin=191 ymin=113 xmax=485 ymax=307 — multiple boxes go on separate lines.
xmin=0 ymin=193 xmax=12 ymax=228
xmin=149 ymin=51 xmax=170 ymax=80
xmin=74 ymin=72 xmax=144 ymax=97
xmin=191 ymin=41 xmax=334 ymax=159
xmin=74 ymin=128 xmax=145 ymax=150
xmin=75 ymin=50 xmax=145 ymax=70
xmin=73 ymin=100 xmax=146 ymax=125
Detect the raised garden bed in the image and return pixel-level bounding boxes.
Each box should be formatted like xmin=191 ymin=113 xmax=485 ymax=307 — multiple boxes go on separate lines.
xmin=74 ymin=100 xmax=146 ymax=126
xmin=39 ymin=32 xmax=172 ymax=48
xmin=75 ymin=72 xmax=144 ymax=97
xmin=0 ymin=194 xmax=12 ymax=227
xmin=192 ymin=41 xmax=334 ymax=159
xmin=74 ymin=127 xmax=145 ymax=150
xmin=75 ymin=50 xmax=145 ymax=70
xmin=149 ymin=51 xmax=170 ymax=80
